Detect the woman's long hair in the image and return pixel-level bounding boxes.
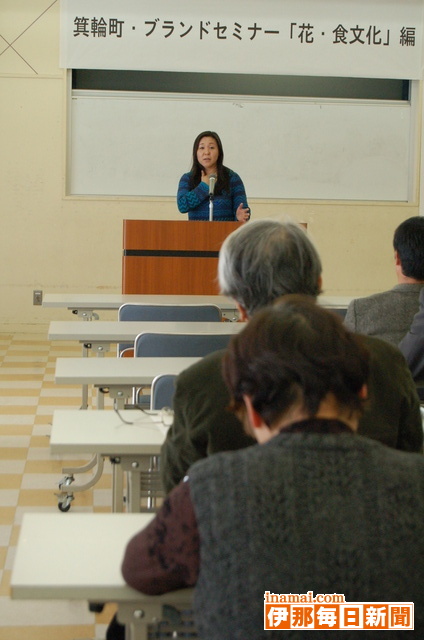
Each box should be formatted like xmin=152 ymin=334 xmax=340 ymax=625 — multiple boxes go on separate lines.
xmin=189 ymin=130 xmax=230 ymax=194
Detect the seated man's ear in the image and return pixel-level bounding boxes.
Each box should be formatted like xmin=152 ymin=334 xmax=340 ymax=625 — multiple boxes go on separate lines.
xmin=243 ymin=395 xmax=264 ymax=429
xmin=359 ymin=384 xmax=368 ymax=401
xmin=236 ymin=302 xmax=249 ymax=322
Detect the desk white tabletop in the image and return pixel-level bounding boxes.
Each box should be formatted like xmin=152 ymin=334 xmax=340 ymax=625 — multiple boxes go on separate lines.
xmin=318 ymin=296 xmax=354 ymax=308
xmin=55 ymin=356 xmax=200 ymax=386
xmin=50 ymin=409 xmax=168 ymax=455
xmin=43 ymin=293 xmax=354 ymax=310
xmin=43 ymin=293 xmax=237 ymax=311
xmin=48 ymin=320 xmax=242 ymax=343
xmin=11 ymin=513 xmax=156 ymax=600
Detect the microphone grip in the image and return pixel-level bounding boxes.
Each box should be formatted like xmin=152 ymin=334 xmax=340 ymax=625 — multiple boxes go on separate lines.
xmin=209 ymin=174 xmax=217 ymax=196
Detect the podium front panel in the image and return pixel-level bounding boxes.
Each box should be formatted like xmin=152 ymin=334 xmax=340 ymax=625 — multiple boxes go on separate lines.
xmin=122 ymin=220 xmax=239 ymax=295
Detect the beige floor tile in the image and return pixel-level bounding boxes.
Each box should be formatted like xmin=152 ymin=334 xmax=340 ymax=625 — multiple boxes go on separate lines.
xmin=0 ymin=461 xmax=25 ymax=474
xmin=40 ymin=380 xmax=65 ymax=389
xmin=0 ymin=475 xmax=21 ymax=490
xmin=0 ymin=449 xmax=28 ymax=460
xmin=34 ymin=414 xmax=55 ymax=424
xmin=0 ymin=508 xmax=16 ymax=525
xmin=12 ymin=340 xmax=50 ymax=350
xmin=38 ymin=396 xmax=82 ymax=407
xmin=0 ymin=626 xmax=96 ymax=640
xmin=28 ymin=436 xmax=51 ymax=450
xmin=24 ymin=459 xmax=70 ymax=474
xmin=0 ymin=374 xmax=44 ymax=382
xmin=0 ymin=425 xmax=33 ymax=436
xmin=0 ymin=547 xmax=7 ymax=570
xmin=97 ymin=601 xmax=118 ymax=623
xmin=0 ymin=388 xmax=41 ymax=397
xmin=0 ymin=362 xmax=47 ymax=369
xmin=0 ymin=405 xmax=38 ymax=415
xmin=0 ymin=526 xmax=12 ymax=546
xmin=93 ymin=505 xmax=113 ymax=514
xmin=0 ymin=490 xmax=20 ymax=506
xmin=18 ymin=489 xmax=84 ymax=507
xmin=9 ymin=525 xmax=20 ymax=546
xmin=0 ymin=569 xmax=12 ymax=596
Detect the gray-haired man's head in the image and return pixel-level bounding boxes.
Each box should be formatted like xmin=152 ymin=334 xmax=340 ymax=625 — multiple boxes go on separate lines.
xmin=218 ymin=219 xmax=322 ymax=317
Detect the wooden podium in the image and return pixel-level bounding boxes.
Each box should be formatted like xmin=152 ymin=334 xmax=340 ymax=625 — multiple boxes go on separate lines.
xmin=122 ymin=220 xmax=239 ymax=295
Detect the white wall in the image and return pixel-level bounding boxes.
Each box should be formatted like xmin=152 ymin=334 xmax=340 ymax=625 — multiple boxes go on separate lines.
xmin=0 ymin=1 xmax=420 ymax=331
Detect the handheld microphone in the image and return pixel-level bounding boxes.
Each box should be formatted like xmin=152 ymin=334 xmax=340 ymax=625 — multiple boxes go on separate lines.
xmin=209 ymin=174 xmax=217 ymax=196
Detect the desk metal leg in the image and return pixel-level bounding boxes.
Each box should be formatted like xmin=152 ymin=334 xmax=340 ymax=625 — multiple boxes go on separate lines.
xmin=56 ymin=455 xmax=104 ymax=512
xmin=146 ymin=456 xmax=160 ymax=511
xmin=119 ymin=603 xmax=160 ymax=640
xmin=97 ymin=389 xmax=105 ymax=410
xmin=62 ymin=454 xmax=97 ymax=476
xmin=58 ymin=457 xmax=126 ymax=513
xmin=72 ymin=308 xmax=99 ymax=321
xmin=108 ymin=388 xmax=134 ymax=410
xmin=80 ymin=343 xmax=89 ymax=410
xmin=117 ymin=597 xmax=196 ymax=640
xmin=128 ymin=469 xmax=141 ymax=513
xmin=82 ymin=341 xmax=110 ymax=410
xmin=59 ymin=342 xmax=109 ymax=506
xmin=111 ymin=461 xmax=124 ymax=513
xmin=95 ymin=345 xmax=108 ymax=410
xmin=122 ymin=456 xmax=163 ymax=513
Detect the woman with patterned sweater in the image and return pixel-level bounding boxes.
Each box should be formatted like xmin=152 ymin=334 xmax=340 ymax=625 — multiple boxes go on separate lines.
xmin=177 ymin=130 xmax=250 ymax=222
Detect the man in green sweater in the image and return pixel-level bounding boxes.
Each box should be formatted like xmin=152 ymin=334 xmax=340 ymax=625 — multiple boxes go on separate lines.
xmin=161 ymin=219 xmax=423 ymax=493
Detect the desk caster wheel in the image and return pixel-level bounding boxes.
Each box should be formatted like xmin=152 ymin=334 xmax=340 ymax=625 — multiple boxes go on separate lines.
xmin=57 ymin=494 xmax=74 ymax=512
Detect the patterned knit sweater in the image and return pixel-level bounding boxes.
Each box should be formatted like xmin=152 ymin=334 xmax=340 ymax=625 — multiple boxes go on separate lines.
xmin=189 ymin=419 xmax=424 ymax=639
xmin=177 ymin=168 xmax=249 ymax=221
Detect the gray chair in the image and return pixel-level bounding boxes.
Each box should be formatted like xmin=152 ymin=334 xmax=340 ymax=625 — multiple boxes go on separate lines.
xmin=134 ymin=331 xmax=232 ymax=358
xmin=133 ymin=331 xmax=232 ymax=406
xmin=137 ymin=374 xmax=177 ymax=515
xmin=117 ymin=303 xmax=222 ymax=355
xmin=133 ymin=334 xmax=232 ymax=514
xmin=150 ymin=373 xmax=177 ymax=410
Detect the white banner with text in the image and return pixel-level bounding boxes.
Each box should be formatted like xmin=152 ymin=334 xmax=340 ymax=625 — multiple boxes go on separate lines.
xmin=60 ymin=0 xmax=424 ymax=79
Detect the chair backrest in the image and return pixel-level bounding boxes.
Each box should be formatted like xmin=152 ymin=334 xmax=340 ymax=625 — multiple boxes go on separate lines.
xmin=117 ymin=303 xmax=223 ymax=355
xmin=150 ymin=374 xmax=177 ymax=410
xmin=118 ymin=303 xmax=222 ymax=322
xmin=134 ymin=332 xmax=232 ymax=358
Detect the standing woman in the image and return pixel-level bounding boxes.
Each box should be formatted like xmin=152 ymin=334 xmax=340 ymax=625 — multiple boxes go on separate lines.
xmin=177 ymin=131 xmax=251 ymax=222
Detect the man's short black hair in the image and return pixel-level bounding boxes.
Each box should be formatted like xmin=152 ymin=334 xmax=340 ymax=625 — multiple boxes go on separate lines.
xmin=393 ymin=216 xmax=424 ymax=280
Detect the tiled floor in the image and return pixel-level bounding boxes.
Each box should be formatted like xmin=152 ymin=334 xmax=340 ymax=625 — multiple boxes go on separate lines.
xmin=0 ymin=332 xmax=117 ymax=640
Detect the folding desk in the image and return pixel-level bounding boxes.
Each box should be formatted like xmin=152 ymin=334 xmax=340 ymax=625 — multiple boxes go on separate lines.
xmin=11 ymin=513 xmax=195 ymax=640
xmin=43 ymin=292 xmax=239 ymax=320
xmin=53 ymin=357 xmax=199 ymax=503
xmin=51 ymin=409 xmax=169 ymax=512
xmin=48 ymin=319 xmax=235 ymax=409
xmin=42 ymin=292 xmax=353 ymax=320
xmin=48 ymin=319 xmax=242 ymax=354
xmin=55 ymin=355 xmax=200 ymax=408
